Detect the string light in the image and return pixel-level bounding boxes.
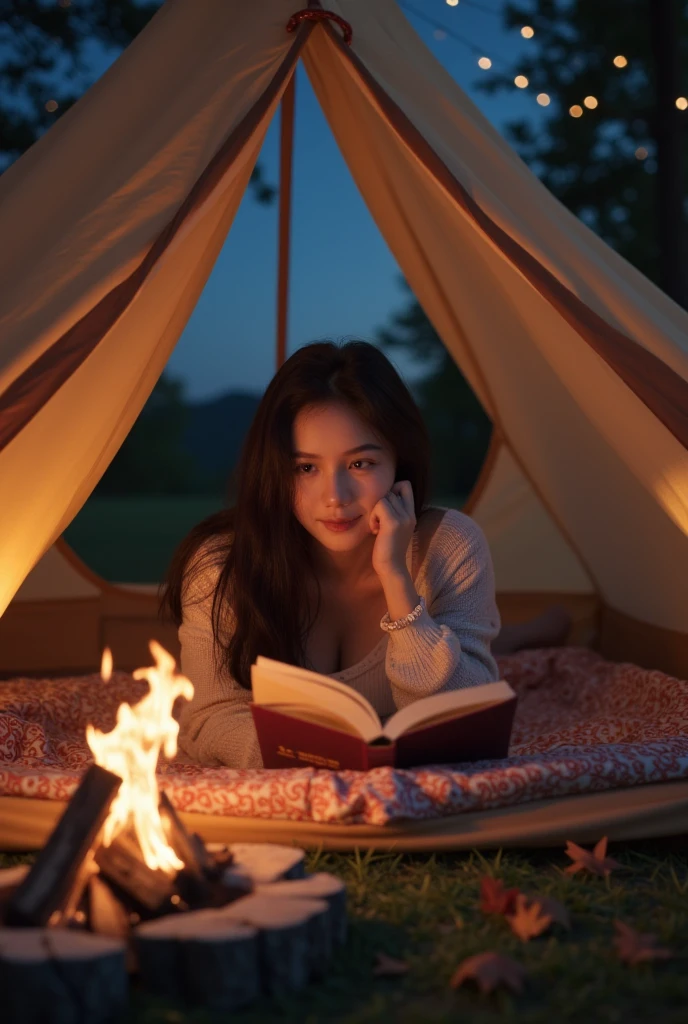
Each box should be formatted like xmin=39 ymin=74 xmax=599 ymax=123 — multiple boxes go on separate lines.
xmin=635 ymin=147 xmax=648 ymax=160
xmin=537 ymin=93 xmax=551 ymax=106
xmin=613 ymin=55 xmax=628 ymax=68
xmin=514 ymin=75 xmax=529 ymax=88
xmin=676 ymin=97 xmax=688 ymax=110
xmin=569 ymin=104 xmax=583 ymax=118
xmin=478 ymin=56 xmax=492 ymax=69
xmin=583 ymin=96 xmax=598 ymax=109
xmin=45 ymin=100 xmax=58 ymax=112
xmin=446 ymin=0 xmax=459 ymax=6
xmin=521 ymin=26 xmax=534 ymax=38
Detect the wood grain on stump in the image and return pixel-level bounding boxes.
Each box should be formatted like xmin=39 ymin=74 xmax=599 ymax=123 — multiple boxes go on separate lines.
xmin=135 ymin=911 xmax=259 ymax=1011
xmin=256 ymin=871 xmax=348 ymax=947
xmin=222 ymin=893 xmax=330 ymax=993
xmin=0 ymin=927 xmax=128 ymax=1024
xmin=219 ymin=843 xmax=306 ymax=885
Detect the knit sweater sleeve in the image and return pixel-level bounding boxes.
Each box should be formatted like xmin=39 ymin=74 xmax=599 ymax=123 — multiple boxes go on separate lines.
xmin=176 ymin=541 xmax=263 ymax=769
xmin=385 ymin=510 xmax=501 ymax=708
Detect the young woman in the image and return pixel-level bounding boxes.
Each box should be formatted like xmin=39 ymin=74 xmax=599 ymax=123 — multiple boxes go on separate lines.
xmin=164 ymin=341 xmax=570 ymax=768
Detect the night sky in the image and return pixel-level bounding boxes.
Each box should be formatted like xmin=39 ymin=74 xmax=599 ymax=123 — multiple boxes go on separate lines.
xmin=139 ymin=2 xmax=544 ymax=398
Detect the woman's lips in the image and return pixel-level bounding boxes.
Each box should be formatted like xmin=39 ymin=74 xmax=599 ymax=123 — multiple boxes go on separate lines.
xmin=320 ymin=516 xmax=362 ymax=532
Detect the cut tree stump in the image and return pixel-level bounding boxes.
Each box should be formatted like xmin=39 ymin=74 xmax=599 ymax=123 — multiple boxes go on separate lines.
xmin=219 ymin=842 xmax=306 ymax=885
xmin=256 ymin=872 xmax=348 ymax=947
xmin=134 ymin=911 xmax=259 ymax=1011
xmin=222 ymin=893 xmax=330 ymax=993
xmin=0 ymin=927 xmax=128 ymax=1024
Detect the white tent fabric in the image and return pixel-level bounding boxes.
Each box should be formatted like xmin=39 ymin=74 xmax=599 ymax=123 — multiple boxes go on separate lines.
xmin=1 ymin=0 xmax=688 ymax=675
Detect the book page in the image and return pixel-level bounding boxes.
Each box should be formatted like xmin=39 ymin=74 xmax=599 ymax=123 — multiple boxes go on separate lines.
xmin=251 ymin=657 xmax=382 ymax=743
xmin=381 ymin=680 xmax=515 ymax=742
xmin=266 ymin=704 xmax=365 ymax=738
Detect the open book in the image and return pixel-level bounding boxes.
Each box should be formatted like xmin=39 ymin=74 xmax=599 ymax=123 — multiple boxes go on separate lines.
xmin=250 ymin=656 xmax=517 ymax=771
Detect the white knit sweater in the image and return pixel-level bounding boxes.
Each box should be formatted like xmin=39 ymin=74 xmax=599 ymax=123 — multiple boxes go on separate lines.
xmin=177 ymin=508 xmax=501 ymax=768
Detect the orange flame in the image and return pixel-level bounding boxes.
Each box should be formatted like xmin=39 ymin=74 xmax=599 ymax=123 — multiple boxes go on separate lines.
xmin=100 ymin=647 xmax=113 ymax=682
xmin=86 ymin=641 xmax=193 ymax=874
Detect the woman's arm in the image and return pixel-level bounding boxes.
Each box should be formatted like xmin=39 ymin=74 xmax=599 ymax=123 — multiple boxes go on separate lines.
xmin=176 ymin=545 xmax=263 ymax=769
xmin=383 ymin=511 xmax=501 ymax=708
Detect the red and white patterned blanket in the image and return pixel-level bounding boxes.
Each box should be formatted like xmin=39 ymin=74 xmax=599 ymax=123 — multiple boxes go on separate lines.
xmin=1 ymin=648 xmax=687 ymax=826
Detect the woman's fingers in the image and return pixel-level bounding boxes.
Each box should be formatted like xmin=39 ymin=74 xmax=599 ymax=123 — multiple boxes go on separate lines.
xmin=389 ymin=481 xmax=415 ymax=520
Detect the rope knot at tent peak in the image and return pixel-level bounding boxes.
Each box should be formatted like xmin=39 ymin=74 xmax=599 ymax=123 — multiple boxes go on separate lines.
xmin=286 ymin=8 xmax=353 ymax=45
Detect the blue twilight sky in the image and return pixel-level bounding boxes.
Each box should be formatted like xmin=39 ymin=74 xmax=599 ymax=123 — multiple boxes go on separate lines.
xmin=141 ymin=2 xmax=545 ymax=399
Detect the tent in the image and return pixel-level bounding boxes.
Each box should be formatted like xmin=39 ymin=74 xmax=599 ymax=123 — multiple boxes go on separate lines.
xmin=1 ymin=0 xmax=688 ymax=680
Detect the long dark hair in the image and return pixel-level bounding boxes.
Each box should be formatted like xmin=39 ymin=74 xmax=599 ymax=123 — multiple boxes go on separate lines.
xmin=162 ymin=341 xmax=431 ymax=689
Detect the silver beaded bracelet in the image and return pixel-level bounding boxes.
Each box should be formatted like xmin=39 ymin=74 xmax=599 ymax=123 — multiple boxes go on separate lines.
xmin=380 ymin=595 xmax=426 ymax=632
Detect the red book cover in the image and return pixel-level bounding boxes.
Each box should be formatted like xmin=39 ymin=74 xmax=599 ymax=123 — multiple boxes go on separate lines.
xmin=250 ymin=696 xmax=517 ymax=771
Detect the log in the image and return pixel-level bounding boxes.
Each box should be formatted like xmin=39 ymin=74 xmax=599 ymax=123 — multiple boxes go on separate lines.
xmin=158 ymin=791 xmax=206 ymax=879
xmin=0 ymin=864 xmax=30 ymax=923
xmin=256 ymin=872 xmax=348 ymax=946
xmin=223 ymin=843 xmax=306 ymax=886
xmin=222 ymin=893 xmax=330 ymax=993
xmin=4 ymin=765 xmax=121 ymax=927
xmin=0 ymin=927 xmax=128 ymax=1024
xmin=134 ymin=911 xmax=259 ymax=1011
xmin=94 ymin=831 xmax=177 ymax=917
xmin=88 ymin=874 xmax=131 ymax=941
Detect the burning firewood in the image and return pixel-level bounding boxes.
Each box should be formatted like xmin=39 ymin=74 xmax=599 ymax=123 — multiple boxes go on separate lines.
xmin=255 ymin=872 xmax=348 ymax=946
xmin=1 ymin=644 xmax=350 ymax=1016
xmin=135 ymin=913 xmax=260 ymax=1011
xmin=0 ymin=927 xmax=128 ymax=1024
xmin=4 ymin=765 xmax=122 ymax=927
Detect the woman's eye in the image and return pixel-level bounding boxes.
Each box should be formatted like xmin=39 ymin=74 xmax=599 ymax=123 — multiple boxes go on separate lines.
xmin=295 ymin=463 xmax=314 ymax=474
xmin=352 ymin=460 xmax=375 ymax=470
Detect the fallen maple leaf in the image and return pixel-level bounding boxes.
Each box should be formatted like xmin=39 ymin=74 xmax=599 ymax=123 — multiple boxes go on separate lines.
xmin=524 ymin=892 xmax=571 ymax=930
xmin=479 ymin=876 xmax=520 ymax=915
xmin=506 ymin=893 xmax=553 ymax=941
xmin=450 ymin=951 xmax=527 ymax=994
xmin=372 ymin=952 xmax=410 ymax=977
xmin=563 ymin=836 xmax=621 ymax=878
xmin=613 ymin=920 xmax=673 ymax=966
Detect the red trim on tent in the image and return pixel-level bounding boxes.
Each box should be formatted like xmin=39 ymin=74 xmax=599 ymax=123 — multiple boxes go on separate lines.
xmin=0 ymin=26 xmax=312 ymax=457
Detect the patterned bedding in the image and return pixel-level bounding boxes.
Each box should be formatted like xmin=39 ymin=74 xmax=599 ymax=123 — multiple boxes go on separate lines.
xmin=1 ymin=648 xmax=687 ymax=826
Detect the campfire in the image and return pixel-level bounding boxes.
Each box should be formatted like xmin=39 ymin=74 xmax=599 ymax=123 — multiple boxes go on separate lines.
xmin=0 ymin=644 xmax=347 ymax=1023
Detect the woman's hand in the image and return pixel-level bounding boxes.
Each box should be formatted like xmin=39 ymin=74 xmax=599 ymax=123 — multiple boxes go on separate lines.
xmin=369 ymin=480 xmax=416 ymax=579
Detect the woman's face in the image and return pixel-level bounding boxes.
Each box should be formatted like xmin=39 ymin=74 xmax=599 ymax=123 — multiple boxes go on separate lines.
xmin=292 ymin=401 xmax=396 ymax=551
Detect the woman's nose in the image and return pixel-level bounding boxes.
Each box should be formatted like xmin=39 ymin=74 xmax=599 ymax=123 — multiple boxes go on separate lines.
xmin=323 ymin=467 xmax=354 ymax=504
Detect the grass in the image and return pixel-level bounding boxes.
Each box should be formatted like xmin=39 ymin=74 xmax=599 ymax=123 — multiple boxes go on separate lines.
xmin=3 ymin=840 xmax=687 ymax=1023
xmin=62 ymin=494 xmax=468 ymax=583
xmin=63 ymin=496 xmax=224 ymax=583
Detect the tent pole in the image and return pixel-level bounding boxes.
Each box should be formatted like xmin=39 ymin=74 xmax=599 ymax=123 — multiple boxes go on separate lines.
xmin=276 ymin=75 xmax=296 ymax=371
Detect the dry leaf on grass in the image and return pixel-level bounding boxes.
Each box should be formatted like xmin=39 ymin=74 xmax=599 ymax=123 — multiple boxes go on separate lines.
xmin=479 ymin=876 xmax=520 ymax=915
xmin=524 ymin=892 xmax=571 ymax=930
xmin=613 ymin=920 xmax=673 ymax=965
xmin=450 ymin=951 xmax=527 ymax=994
xmin=506 ymin=893 xmax=553 ymax=941
xmin=563 ymin=836 xmax=621 ymax=878
xmin=372 ymin=952 xmax=410 ymax=977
